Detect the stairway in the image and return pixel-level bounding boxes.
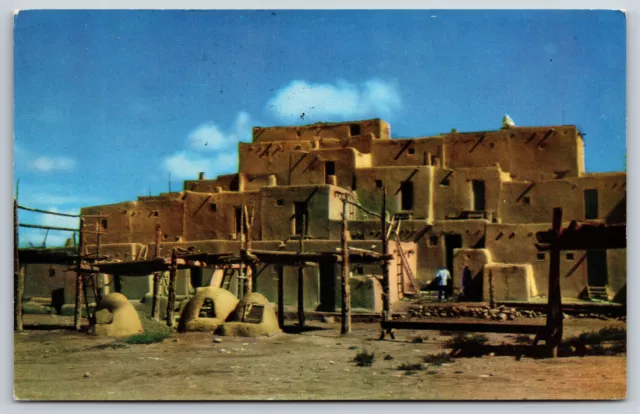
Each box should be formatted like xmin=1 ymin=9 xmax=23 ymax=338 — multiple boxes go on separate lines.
xmin=587 ymin=285 xmax=609 ymax=301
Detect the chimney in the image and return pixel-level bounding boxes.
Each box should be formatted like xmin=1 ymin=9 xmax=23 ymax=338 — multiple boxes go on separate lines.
xmin=268 ymin=175 xmax=277 ymax=187
xmin=198 ymin=172 xmax=205 ymax=180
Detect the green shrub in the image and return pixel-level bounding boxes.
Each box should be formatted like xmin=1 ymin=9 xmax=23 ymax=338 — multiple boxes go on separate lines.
xmin=354 ymin=349 xmax=375 ymax=367
xmin=397 ymin=363 xmax=425 ymax=371
xmin=122 ymin=331 xmax=171 ymax=345
xmin=411 ymin=336 xmax=424 ymax=344
xmin=444 ymin=333 xmax=489 ymax=349
xmin=423 ymin=352 xmax=454 ymax=366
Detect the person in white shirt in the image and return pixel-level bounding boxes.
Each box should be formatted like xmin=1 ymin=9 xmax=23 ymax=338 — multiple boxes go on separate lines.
xmin=435 ymin=267 xmax=451 ymax=302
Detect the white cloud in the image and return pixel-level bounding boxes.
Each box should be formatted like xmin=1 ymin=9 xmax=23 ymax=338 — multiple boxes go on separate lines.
xmin=27 ymin=156 xmax=76 ymax=172
xmin=266 ymin=78 xmax=402 ymax=124
xmin=164 ymin=112 xmax=250 ymax=180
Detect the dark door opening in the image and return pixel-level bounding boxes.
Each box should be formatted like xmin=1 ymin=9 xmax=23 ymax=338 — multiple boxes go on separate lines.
xmin=472 ymin=180 xmax=486 ymax=211
xmin=234 ymin=206 xmax=244 ymax=235
xmin=444 ymin=234 xmax=463 ymax=275
xmin=325 ymin=161 xmax=336 ymax=184
xmin=317 ymin=262 xmax=337 ymax=311
xmin=584 ymin=189 xmax=599 ymax=220
xmin=400 ymin=181 xmax=414 ymax=211
xmin=294 ymin=202 xmax=308 ymax=235
xmin=587 ymin=249 xmax=608 ymax=287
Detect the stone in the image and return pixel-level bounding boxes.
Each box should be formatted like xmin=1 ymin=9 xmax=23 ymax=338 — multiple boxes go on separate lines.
xmin=497 ymin=313 xmax=507 ymax=321
xmin=83 ymin=372 xmax=91 ymax=378
xmin=213 ymin=337 xmax=223 ymax=343
xmin=322 ymin=316 xmax=336 ymax=324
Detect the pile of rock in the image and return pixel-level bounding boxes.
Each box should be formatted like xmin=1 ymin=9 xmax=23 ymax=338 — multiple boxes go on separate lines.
xmin=406 ymin=305 xmax=547 ymax=321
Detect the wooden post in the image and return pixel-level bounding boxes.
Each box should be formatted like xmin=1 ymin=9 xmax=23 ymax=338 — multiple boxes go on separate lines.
xmin=489 ymin=270 xmax=496 ymax=308
xmin=381 ymin=186 xmax=391 ymax=322
xmin=14 ymin=199 xmax=23 ymax=332
xmin=340 ymin=198 xmax=351 ymax=335
xmin=546 ymin=207 xmax=564 ymax=357
xmin=297 ymin=214 xmax=306 ymax=329
xmin=239 ymin=203 xmax=245 ymax=299
xmin=277 ymin=264 xmax=285 ymax=329
xmin=151 ymin=223 xmax=162 ymax=320
xmin=74 ymin=218 xmax=85 ymax=331
xmin=166 ymin=248 xmax=177 ymax=327
xmin=244 ymin=204 xmax=254 ymax=295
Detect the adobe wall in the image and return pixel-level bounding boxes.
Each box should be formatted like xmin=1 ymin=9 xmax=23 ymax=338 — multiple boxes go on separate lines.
xmin=252 ymin=119 xmax=390 ymax=142
xmin=483 ymin=263 xmax=537 ymax=301
xmin=82 ymin=201 xmax=135 ymax=245
xmin=433 ymin=167 xmax=503 ymax=220
xmin=371 ymin=137 xmax=444 ymax=167
xmin=354 ymin=166 xmax=433 ymax=220
xmin=452 ymin=248 xmax=493 ymax=300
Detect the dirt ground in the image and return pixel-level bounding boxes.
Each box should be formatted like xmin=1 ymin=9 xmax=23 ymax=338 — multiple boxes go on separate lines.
xmin=14 ymin=314 xmax=626 ymax=401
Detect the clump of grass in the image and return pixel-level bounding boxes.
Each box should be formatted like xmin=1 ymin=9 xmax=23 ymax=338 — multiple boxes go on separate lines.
xmin=354 ymin=349 xmax=375 ymax=367
xmin=384 ymin=354 xmax=394 ymax=361
xmin=397 ymin=363 xmax=426 ymax=371
xmin=423 ymin=352 xmax=454 ymax=366
xmin=513 ymin=334 xmax=533 ymax=344
xmin=123 ymin=331 xmax=171 ymax=345
xmin=444 ymin=333 xmax=489 ymax=349
xmin=92 ymin=342 xmax=129 ymax=350
xmin=574 ymin=326 xmax=626 ymax=345
xmin=411 ymin=336 xmax=425 ymax=344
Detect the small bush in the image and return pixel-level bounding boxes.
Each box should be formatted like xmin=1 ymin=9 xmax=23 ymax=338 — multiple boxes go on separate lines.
xmin=423 ymin=352 xmax=454 ymax=366
xmin=354 ymin=349 xmax=375 ymax=367
xmin=411 ymin=336 xmax=424 ymax=344
xmin=397 ymin=363 xmax=425 ymax=371
xmin=513 ymin=334 xmax=533 ymax=344
xmin=576 ymin=326 xmax=626 ymax=345
xmin=444 ymin=333 xmax=489 ymax=349
xmin=384 ymin=354 xmax=394 ymax=361
xmin=123 ymin=331 xmax=171 ymax=345
xmin=92 ymin=342 xmax=129 ymax=350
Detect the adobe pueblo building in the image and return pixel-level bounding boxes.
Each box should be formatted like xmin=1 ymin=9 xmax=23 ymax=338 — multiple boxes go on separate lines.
xmin=26 ymin=118 xmax=627 ymax=313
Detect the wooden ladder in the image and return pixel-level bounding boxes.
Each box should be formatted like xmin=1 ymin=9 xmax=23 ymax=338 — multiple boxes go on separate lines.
xmin=82 ymin=274 xmax=101 ymax=324
xmin=390 ymin=216 xmax=420 ymax=296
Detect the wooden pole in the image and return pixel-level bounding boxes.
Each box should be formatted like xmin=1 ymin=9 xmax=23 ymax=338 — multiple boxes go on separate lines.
xmin=340 ymin=198 xmax=351 ymax=335
xmin=546 ymin=207 xmax=564 ymax=357
xmin=489 ymin=270 xmax=496 ymax=308
xmin=14 ymin=199 xmax=23 ymax=332
xmin=166 ymin=248 xmax=177 ymax=327
xmin=244 ymin=204 xmax=254 ymax=295
xmin=297 ymin=214 xmax=306 ymax=329
xmin=74 ymin=218 xmax=85 ymax=331
xmin=239 ymin=203 xmax=245 ymax=299
xmin=381 ymin=185 xmax=391 ymax=322
xmin=151 ymin=223 xmax=162 ymax=320
xmin=277 ymin=264 xmax=285 ymax=329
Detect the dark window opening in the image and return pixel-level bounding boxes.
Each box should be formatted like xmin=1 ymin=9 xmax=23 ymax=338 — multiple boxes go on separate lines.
xmin=440 ymin=177 xmax=450 ymax=187
xmin=294 ymin=202 xmax=308 ymax=235
xmin=408 ymin=147 xmax=415 ymax=155
xmin=101 ymin=219 xmax=108 ymax=230
xmin=355 ymin=266 xmax=365 ymax=275
xmin=210 ymin=203 xmax=217 ymax=212
xmin=276 ymin=199 xmax=284 ymax=206
xmin=375 ymin=179 xmax=383 ymax=188
xmin=152 ymin=211 xmax=159 ymax=217
xmin=523 ymin=196 xmax=531 ymax=204
xmin=536 ymin=253 xmax=545 ymax=261
xmin=584 ymin=189 xmax=599 ymax=220
xmin=325 ymin=161 xmax=336 ymax=184
xmin=587 ymin=249 xmax=608 ymax=287
xmin=472 ymin=180 xmax=486 ymax=211
xmin=429 ymin=236 xmax=439 ymax=246
xmin=566 ymin=253 xmax=575 ymax=261
xmin=350 ymin=124 xmax=361 ymax=136
xmin=400 ymin=181 xmax=414 ymax=210
xmin=230 ymin=175 xmax=240 ymax=191
xmin=351 ymin=175 xmax=357 ymax=191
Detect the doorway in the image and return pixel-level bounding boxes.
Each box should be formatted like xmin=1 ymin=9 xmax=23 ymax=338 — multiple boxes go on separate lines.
xmin=444 ymin=234 xmax=463 ymax=274
xmin=400 ymin=181 xmax=414 ymax=211
xmin=325 ymin=161 xmax=336 ymax=184
xmin=472 ymin=180 xmax=486 ymax=211
xmin=587 ymin=249 xmax=608 ymax=287
xmin=294 ymin=202 xmax=308 ymax=235
xmin=584 ymin=189 xmax=599 ymax=220
xmin=317 ymin=262 xmax=337 ymax=312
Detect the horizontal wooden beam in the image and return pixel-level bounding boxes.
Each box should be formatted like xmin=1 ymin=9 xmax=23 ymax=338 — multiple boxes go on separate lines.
xmin=381 ymin=320 xmax=545 ymax=335
xmin=17 ymin=205 xmax=80 ymax=218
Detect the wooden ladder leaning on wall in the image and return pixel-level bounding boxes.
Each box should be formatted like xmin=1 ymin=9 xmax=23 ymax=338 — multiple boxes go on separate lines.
xmin=388 ymin=216 xmax=420 ymax=296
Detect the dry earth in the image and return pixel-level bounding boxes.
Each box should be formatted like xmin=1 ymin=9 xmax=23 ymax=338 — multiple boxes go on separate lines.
xmin=14 ymin=314 xmax=626 ymax=401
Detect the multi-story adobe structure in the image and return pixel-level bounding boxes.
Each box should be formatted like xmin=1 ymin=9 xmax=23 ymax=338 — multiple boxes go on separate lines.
xmin=25 ymin=118 xmax=627 ymax=313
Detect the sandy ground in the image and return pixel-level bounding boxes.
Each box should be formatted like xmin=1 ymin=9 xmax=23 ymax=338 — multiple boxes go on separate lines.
xmin=14 ymin=314 xmax=626 ymax=401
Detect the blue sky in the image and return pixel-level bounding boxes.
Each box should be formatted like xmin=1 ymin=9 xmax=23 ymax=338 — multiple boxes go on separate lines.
xmin=14 ymin=9 xmax=626 ymax=246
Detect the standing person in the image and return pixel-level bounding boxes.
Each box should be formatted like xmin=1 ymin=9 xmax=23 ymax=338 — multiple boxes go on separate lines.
xmin=461 ymin=265 xmax=473 ymax=300
xmin=435 ymin=267 xmax=451 ymax=302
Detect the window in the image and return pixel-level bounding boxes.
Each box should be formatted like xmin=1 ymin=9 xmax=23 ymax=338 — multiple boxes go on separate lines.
xmin=210 ymin=203 xmax=217 ymax=212
xmin=152 ymin=211 xmax=159 ymax=217
xmin=566 ymin=253 xmax=575 ymax=261
xmin=276 ymin=199 xmax=284 ymax=206
xmin=350 ymin=124 xmax=361 ymax=136
xmin=408 ymin=147 xmax=415 ymax=155
xmin=375 ymin=179 xmax=383 ymax=188
xmin=101 ymin=219 xmax=108 ymax=230
xmin=429 ymin=236 xmax=439 ymax=246
xmin=536 ymin=253 xmax=545 ymax=261
xmin=523 ymin=196 xmax=531 ymax=204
